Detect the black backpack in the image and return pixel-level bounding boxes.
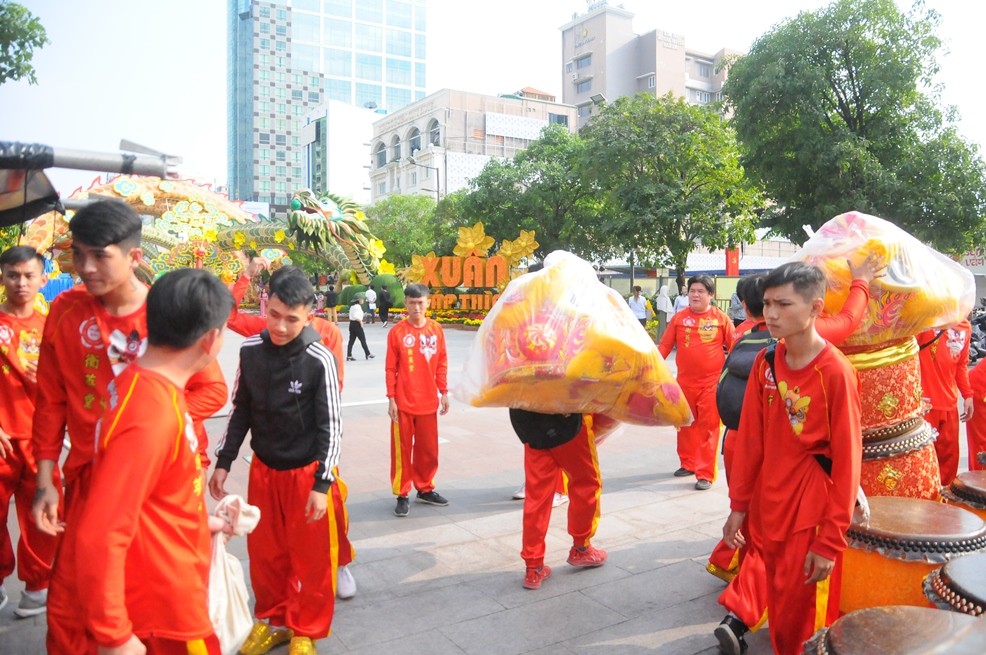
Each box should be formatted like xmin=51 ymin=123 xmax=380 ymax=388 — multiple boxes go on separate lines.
xmin=716 ymin=326 xmax=776 ymax=430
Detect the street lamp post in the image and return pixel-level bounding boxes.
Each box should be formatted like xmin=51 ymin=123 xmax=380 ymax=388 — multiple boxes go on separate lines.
xmin=406 ymin=156 xmax=440 ymax=202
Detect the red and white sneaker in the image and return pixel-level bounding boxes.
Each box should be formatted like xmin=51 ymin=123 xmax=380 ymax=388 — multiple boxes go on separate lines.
xmin=567 ymin=545 xmax=608 ymax=568
xmin=522 ymin=565 xmax=552 ymax=590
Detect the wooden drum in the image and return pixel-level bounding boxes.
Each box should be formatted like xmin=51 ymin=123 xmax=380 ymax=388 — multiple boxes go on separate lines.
xmin=943 ymin=471 xmax=986 ymax=522
xmin=924 ymin=552 xmax=986 ymax=616
xmin=803 ymin=606 xmax=986 ymax=654
xmin=840 ymin=496 xmax=986 ymax=613
xmin=858 ymin=421 xmax=941 ymax=501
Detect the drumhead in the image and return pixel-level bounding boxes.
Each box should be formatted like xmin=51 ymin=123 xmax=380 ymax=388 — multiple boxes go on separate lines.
xmin=925 ymin=552 xmax=986 ymax=616
xmin=847 ymin=497 xmax=986 ymax=563
xmin=950 ymin=471 xmax=986 ymax=508
xmin=806 ymin=606 xmax=986 ymax=654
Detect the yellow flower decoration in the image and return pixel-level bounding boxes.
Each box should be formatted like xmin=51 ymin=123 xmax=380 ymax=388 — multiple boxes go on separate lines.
xmin=496 ymin=239 xmax=523 ymax=266
xmin=368 ymin=239 xmax=387 ymax=259
xmin=379 ymin=259 xmax=396 ymax=275
xmin=287 ymin=240 xmax=295 ymax=250
xmin=233 ymin=232 xmax=246 ymax=248
xmin=204 ymin=229 xmax=218 ymax=243
xmin=453 ymin=222 xmax=495 ymax=258
xmin=274 ymin=229 xmax=286 ymax=243
xmin=405 ymin=251 xmax=436 ymax=283
xmin=249 ymin=240 xmax=258 ymax=250
xmin=513 ymin=230 xmax=539 ymax=259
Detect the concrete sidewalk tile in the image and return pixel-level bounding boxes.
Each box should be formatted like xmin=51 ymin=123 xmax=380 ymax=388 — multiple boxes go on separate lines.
xmin=579 ymin=559 xmax=721 ymax=619
xmin=342 ymin=629 xmax=468 ymax=655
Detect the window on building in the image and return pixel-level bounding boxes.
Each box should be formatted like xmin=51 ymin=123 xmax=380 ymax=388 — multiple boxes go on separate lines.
xmin=259 ymin=53 xmax=270 ymax=66
xmin=427 ymin=119 xmax=441 ymax=146
xmin=259 ymin=133 xmax=270 ymax=145
xmin=390 ymin=137 xmax=401 ymax=162
xmin=578 ymin=105 xmax=592 ymax=118
xmin=310 ymin=75 xmax=319 ymax=86
xmin=548 ymin=113 xmax=569 ymax=127
xmin=260 ymin=180 xmax=271 ymax=192
xmin=566 ymin=62 xmax=573 ymax=73
xmin=276 ymin=72 xmax=286 ymax=84
xmin=293 ymin=73 xmax=302 ymax=85
xmin=293 ymin=105 xmax=303 ymax=116
xmin=576 ymin=55 xmax=592 ymax=69
xmin=276 ymin=56 xmax=287 ymax=67
xmin=576 ymin=80 xmax=592 ymax=94
xmin=276 ymin=118 xmax=287 ymax=130
xmin=275 ymin=88 xmax=286 ymax=99
xmin=325 ymin=78 xmax=351 ymax=102
xmin=324 ymin=18 xmax=352 ymax=48
xmin=275 ymin=25 xmax=286 ymax=37
xmin=387 ymin=29 xmax=411 ymax=57
xmin=294 ymin=0 xmax=319 ymax=10
xmin=293 ymin=136 xmax=301 ymax=146
xmin=387 ymin=0 xmax=412 ymax=28
xmin=276 ymin=150 xmax=286 ymax=161
xmin=414 ymin=90 xmax=425 ymax=101
xmin=275 ymin=134 xmax=287 ymax=146
xmin=275 ymin=102 xmax=285 ymax=114
xmin=308 ymin=91 xmax=319 ymax=102
xmin=259 ymin=69 xmax=270 ymax=82
xmin=355 ymin=0 xmax=382 ymax=21
xmin=259 ymin=148 xmax=270 ymax=160
xmin=276 ymin=40 xmax=286 ymax=52
xmin=414 ymin=34 xmax=425 ymax=59
xmin=324 ymin=0 xmax=352 ymax=17
xmin=259 ymin=165 xmax=270 ymax=176
xmin=292 ymin=12 xmax=319 ymax=41
xmin=259 ymin=6 xmax=270 ymax=18
xmin=259 ymin=38 xmax=270 ymax=50
xmin=324 ymin=48 xmax=352 ymax=76
xmin=377 ymin=181 xmax=386 ymax=195
xmin=387 ymin=87 xmax=411 ymax=109
xmin=697 ymin=62 xmax=713 ymax=78
xmin=260 ymin=118 xmax=270 ymax=129
xmin=276 ymin=8 xmax=287 ymax=21
xmin=648 ymin=75 xmax=656 ymax=88
xmin=356 ymin=54 xmax=383 ymax=81
xmin=409 ymin=170 xmax=417 ymax=187
xmin=374 ymin=143 xmax=387 ymax=167
xmin=276 ymin=165 xmax=287 ymax=177
xmin=276 ymin=181 xmax=286 ymax=194
xmin=386 ymin=58 xmax=411 ymax=85
xmin=292 ymin=89 xmax=303 ymax=100
xmin=414 ymin=62 xmax=425 ymax=87
xmin=259 ymin=23 xmax=270 ymax=34
xmin=355 ymin=82 xmax=381 ymax=108
xmin=414 ymin=5 xmax=426 ymax=31
xmin=407 ymin=128 xmax=421 ymax=154
xmin=259 ymin=100 xmax=271 ymax=113
xmin=355 ymin=24 xmax=382 ymax=52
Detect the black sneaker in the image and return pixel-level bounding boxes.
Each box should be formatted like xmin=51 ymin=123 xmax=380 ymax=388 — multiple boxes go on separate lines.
xmin=695 ymin=479 xmax=713 ymax=491
xmin=714 ymin=615 xmax=749 ymax=655
xmin=394 ymin=496 xmax=409 ymax=517
xmin=366 ymin=353 xmax=375 ymax=360
xmin=346 ymin=356 xmax=356 ymax=361
xmin=673 ymin=467 xmax=694 ymax=477
xmin=415 ymin=490 xmax=449 ymax=506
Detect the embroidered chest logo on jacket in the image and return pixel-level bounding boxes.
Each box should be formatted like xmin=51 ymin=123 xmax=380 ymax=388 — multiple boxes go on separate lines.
xmin=419 ymin=334 xmax=438 ymax=362
xmin=777 ymin=380 xmax=811 ymax=435
xmin=107 ymin=329 xmax=147 ymax=376
xmin=289 ymin=380 xmax=303 ymax=395
xmin=697 ymin=317 xmax=720 ymax=343
xmin=946 ymin=328 xmax=967 ymax=358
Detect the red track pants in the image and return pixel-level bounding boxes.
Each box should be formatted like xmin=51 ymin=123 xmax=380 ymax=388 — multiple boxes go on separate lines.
xmin=968 ymin=395 xmax=986 ymax=471
xmin=677 ymin=384 xmax=721 ymax=482
xmin=926 ymin=408 xmax=960 ymax=484
xmin=390 ymin=410 xmax=439 ymax=496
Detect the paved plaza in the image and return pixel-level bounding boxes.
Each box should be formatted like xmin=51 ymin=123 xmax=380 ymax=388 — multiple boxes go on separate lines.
xmin=12 ymin=320 xmax=968 ymax=654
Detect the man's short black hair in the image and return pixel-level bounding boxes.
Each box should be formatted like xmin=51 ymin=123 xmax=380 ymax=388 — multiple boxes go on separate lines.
xmin=763 ymin=262 xmax=827 ymax=303
xmin=736 ymin=274 xmax=766 ymax=319
xmin=687 ymin=274 xmax=715 ymax=294
xmin=147 ymin=269 xmax=233 ymax=348
xmin=270 ymin=266 xmax=315 ymax=308
xmin=404 ymin=283 xmax=430 ymax=299
xmin=69 ymin=200 xmax=142 ymax=250
xmin=0 ymin=246 xmax=44 ymax=271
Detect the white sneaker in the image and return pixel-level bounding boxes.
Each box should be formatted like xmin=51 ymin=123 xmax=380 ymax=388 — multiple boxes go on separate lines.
xmin=337 ymin=565 xmax=357 ymax=599
xmin=14 ymin=588 xmax=47 ymax=618
xmin=0 ymin=587 xmax=8 ymax=613
xmin=512 ymin=485 xmax=526 ymax=500
xmin=552 ymin=493 xmax=569 ymax=508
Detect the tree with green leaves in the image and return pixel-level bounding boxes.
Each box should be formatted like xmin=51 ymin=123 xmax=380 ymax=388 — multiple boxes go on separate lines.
xmin=364 ymin=193 xmax=437 ymax=266
xmin=580 ymin=93 xmax=763 ymax=287
xmin=723 ymin=0 xmax=986 ymax=253
xmin=457 ymin=124 xmax=608 ymax=261
xmin=0 ymin=2 xmax=49 ymax=86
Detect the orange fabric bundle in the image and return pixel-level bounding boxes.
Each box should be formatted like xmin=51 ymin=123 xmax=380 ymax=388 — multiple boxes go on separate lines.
xmin=457 ymin=251 xmax=692 ymax=427
xmin=798 ymin=211 xmax=974 ymax=347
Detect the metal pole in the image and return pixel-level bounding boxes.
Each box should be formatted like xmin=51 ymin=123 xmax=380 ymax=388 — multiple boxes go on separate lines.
xmin=52 ymin=148 xmax=173 ymax=177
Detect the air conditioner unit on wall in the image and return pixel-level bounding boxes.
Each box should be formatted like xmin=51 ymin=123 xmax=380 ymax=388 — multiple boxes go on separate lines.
xmin=571 ymin=73 xmax=579 ymax=81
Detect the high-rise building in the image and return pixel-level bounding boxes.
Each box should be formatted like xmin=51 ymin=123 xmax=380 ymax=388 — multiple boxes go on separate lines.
xmin=368 ymin=88 xmax=578 ymax=203
xmin=560 ymin=1 xmax=736 ymax=127
xmin=227 ymin=0 xmax=427 ymax=214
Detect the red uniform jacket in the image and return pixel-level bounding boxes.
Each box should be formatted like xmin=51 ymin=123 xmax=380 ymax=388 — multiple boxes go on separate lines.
xmin=0 ymin=309 xmax=45 ymax=440
xmin=659 ymin=305 xmax=734 ymax=387
xmin=386 ymin=318 xmax=448 ymax=415
xmin=918 ymin=320 xmax=972 ymax=410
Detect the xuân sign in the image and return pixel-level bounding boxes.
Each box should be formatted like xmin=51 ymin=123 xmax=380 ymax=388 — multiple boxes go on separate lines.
xmin=418 ymin=254 xmax=509 ymax=309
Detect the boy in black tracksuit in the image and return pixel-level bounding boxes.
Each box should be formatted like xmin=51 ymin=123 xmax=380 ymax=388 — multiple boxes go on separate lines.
xmin=209 ymin=271 xmax=342 ymax=655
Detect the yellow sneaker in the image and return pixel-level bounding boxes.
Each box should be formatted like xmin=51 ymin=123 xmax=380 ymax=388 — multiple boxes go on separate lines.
xmin=239 ymin=622 xmax=294 ymax=655
xmin=288 ymin=636 xmax=317 ymax=655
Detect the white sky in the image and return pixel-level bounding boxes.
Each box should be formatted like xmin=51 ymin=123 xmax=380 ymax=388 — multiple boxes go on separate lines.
xmin=2 ymin=0 xmax=983 ymax=195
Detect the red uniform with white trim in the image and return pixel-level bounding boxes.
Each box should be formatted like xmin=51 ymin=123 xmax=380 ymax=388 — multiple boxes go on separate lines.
xmin=918 ymin=321 xmax=972 ymax=484
xmin=75 ymin=365 xmax=218 ymax=653
xmin=386 ymin=318 xmax=448 ymax=496
xmin=967 ymin=358 xmax=986 ymax=471
xmin=729 ymin=342 xmax=861 ymax=655
xmin=0 ymin=308 xmax=58 ymax=594
xmin=658 ymin=305 xmax=734 ymax=482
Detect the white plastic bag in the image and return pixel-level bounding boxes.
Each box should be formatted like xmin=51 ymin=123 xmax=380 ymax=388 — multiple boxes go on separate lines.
xmin=208 ymin=495 xmax=260 ymax=655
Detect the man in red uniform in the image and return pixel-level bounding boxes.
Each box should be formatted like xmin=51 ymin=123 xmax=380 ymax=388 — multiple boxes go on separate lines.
xmin=918 ymin=320 xmax=973 ymax=485
xmin=211 ymin=272 xmax=343 ymax=655
xmin=510 ymin=411 xmax=608 ymax=589
xmin=0 ymin=246 xmax=58 ymax=617
xmin=76 ymin=268 xmax=233 ymax=655
xmin=658 ymin=275 xmax=734 ymax=490
xmin=967 ymin=357 xmax=986 ymax=471
xmin=226 ymin=255 xmax=357 ymax=599
xmin=721 ymin=262 xmax=862 ymax=655
xmin=386 ymin=282 xmax=450 ymax=517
